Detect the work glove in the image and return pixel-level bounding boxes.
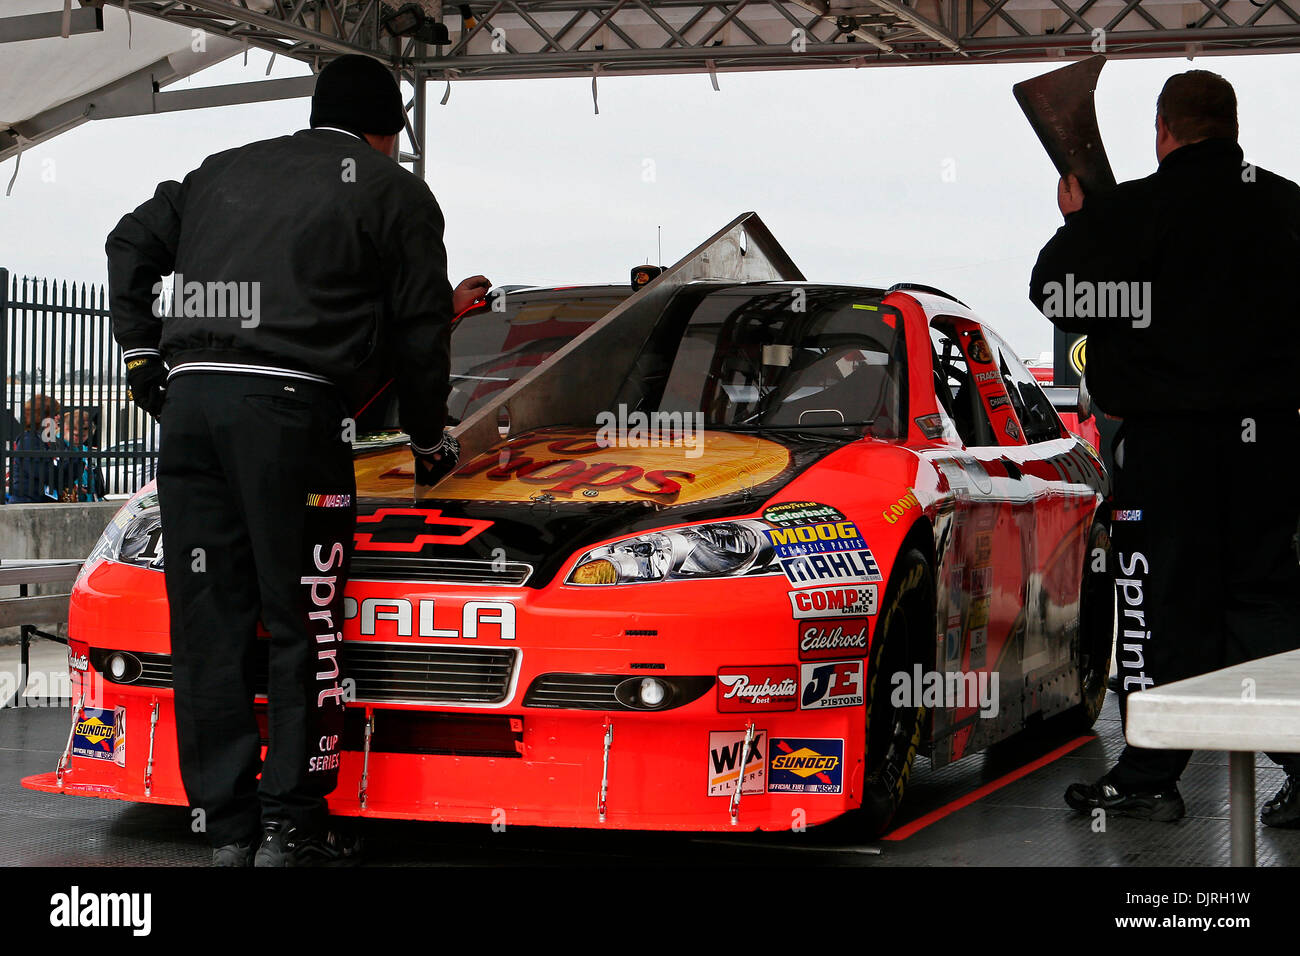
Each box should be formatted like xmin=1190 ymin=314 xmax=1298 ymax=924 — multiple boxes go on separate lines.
xmin=413 ymin=432 xmax=461 ymax=487
xmin=126 ymin=356 xmax=167 ymax=419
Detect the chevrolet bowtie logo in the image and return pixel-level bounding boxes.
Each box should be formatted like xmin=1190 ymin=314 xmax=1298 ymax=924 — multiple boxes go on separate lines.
xmin=353 ymin=508 xmax=493 ymax=553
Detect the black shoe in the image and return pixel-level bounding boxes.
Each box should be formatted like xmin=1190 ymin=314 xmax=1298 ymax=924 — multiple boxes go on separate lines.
xmin=1261 ymin=775 xmax=1300 ymax=829
xmin=1064 ymin=772 xmax=1185 ymax=822
xmin=254 ymin=820 xmax=362 ymax=867
xmin=212 ymin=840 xmax=255 ymax=867
xmin=1106 ymin=674 xmax=1121 ymax=693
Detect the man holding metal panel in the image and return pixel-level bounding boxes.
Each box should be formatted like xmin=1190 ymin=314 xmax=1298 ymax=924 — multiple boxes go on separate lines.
xmin=1029 ymin=70 xmax=1300 ymax=826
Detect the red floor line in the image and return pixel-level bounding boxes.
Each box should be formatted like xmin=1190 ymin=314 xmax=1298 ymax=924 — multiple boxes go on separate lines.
xmin=880 ymin=734 xmax=1095 ymax=842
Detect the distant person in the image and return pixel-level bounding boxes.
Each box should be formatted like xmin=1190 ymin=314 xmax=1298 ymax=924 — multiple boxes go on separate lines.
xmin=1030 ymin=70 xmax=1300 ymax=827
xmin=58 ymin=410 xmax=106 ymax=502
xmin=7 ymin=394 xmax=63 ymax=503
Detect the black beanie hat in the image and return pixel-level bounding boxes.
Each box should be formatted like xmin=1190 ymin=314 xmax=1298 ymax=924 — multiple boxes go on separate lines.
xmin=310 ymin=54 xmax=405 ymax=137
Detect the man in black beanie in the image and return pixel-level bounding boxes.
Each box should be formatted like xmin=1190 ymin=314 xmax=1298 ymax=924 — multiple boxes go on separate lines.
xmin=106 ymin=54 xmax=490 ymax=866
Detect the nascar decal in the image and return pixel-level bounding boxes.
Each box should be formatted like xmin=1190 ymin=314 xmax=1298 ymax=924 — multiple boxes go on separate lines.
xmin=798 ymin=619 xmax=870 ymax=661
xmin=716 ymin=666 xmax=797 ymax=712
xmin=71 ymin=708 xmax=117 ymax=761
xmin=789 ymin=585 xmax=877 ymax=620
xmin=762 ymin=501 xmax=845 ymax=527
xmin=967 ymin=335 xmax=994 ymax=365
xmin=800 ymin=660 xmax=864 ymax=710
xmin=765 ymin=520 xmax=866 ymax=558
xmin=768 ymin=737 xmax=844 ymax=794
xmin=357 ymin=427 xmax=790 ymax=504
xmin=708 ymin=729 xmax=768 ymax=797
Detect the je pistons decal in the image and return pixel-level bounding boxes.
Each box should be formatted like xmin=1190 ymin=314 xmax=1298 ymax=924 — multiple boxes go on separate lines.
xmin=72 ymin=708 xmax=117 ymax=761
xmin=800 ymin=660 xmax=864 ymax=710
xmin=716 ymin=665 xmax=797 ymax=712
xmin=789 ymin=585 xmax=877 ymax=619
xmin=708 ymin=729 xmax=768 ymax=797
xmin=768 ymin=737 xmax=844 ymax=794
xmin=798 ymin=619 xmax=870 ymax=660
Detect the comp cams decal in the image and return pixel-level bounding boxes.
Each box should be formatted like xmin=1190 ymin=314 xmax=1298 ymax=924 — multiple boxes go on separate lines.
xmin=715 ymin=666 xmax=797 ymax=712
xmin=768 ymin=737 xmax=844 ymax=794
xmin=708 ymin=729 xmax=768 ymax=796
xmin=800 ymin=660 xmax=864 ymax=710
xmin=789 ymin=585 xmax=877 ymax=619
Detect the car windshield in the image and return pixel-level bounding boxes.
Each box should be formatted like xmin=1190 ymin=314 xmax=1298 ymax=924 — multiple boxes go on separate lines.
xmin=447 ymin=291 xmax=628 ymax=424
xmin=623 ymin=285 xmax=907 ymax=438
xmin=356 ymin=288 xmax=628 ymax=435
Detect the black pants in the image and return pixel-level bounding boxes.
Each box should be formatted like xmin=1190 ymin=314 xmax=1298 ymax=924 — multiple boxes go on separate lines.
xmin=1109 ymin=411 xmax=1300 ymax=790
xmin=158 ymin=373 xmax=356 ymax=846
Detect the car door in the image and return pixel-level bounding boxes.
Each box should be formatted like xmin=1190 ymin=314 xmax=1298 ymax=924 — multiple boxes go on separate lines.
xmin=924 ymin=316 xmax=1036 ymax=763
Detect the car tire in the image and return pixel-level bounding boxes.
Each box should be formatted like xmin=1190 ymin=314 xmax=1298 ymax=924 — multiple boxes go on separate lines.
xmin=857 ymin=547 xmax=934 ymax=838
xmin=1064 ymin=521 xmax=1114 ymax=731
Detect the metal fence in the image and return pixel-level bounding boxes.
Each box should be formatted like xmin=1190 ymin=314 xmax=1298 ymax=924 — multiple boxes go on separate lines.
xmin=2 ymin=267 xmax=158 ymax=503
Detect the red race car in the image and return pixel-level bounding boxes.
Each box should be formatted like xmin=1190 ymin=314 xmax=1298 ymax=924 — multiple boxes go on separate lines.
xmin=25 ymin=248 xmax=1112 ymax=837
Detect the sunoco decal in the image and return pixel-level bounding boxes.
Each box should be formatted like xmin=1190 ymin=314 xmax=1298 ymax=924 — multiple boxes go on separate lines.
xmin=72 ymin=708 xmax=116 ymax=761
xmin=800 ymin=660 xmax=865 ymax=710
xmin=716 ymin=666 xmax=797 ymax=713
xmin=708 ymin=729 xmax=768 ymax=796
xmin=798 ymin=619 xmax=870 ymax=661
xmin=789 ymin=585 xmax=877 ymax=619
xmin=768 ymin=737 xmax=844 ymax=794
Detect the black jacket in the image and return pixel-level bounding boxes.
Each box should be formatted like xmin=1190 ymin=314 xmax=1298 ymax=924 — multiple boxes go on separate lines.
xmin=106 ymin=127 xmax=453 ymax=449
xmin=1029 ymin=138 xmax=1300 ymax=417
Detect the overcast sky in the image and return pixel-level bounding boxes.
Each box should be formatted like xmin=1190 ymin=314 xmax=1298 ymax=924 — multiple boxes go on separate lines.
xmin=4 ymin=47 xmax=1300 ymax=359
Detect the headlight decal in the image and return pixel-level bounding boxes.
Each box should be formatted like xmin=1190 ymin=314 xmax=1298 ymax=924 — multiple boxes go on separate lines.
xmin=567 ymin=519 xmax=779 ymax=585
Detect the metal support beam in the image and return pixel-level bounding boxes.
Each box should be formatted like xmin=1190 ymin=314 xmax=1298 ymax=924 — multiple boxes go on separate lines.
xmin=0 ymin=7 xmax=103 ymax=44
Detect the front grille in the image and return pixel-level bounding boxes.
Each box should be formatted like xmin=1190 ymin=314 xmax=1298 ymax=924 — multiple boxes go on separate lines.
xmin=350 ymin=554 xmax=532 ymax=586
xmin=346 ymin=642 xmax=516 ymax=705
xmin=524 ymin=673 xmax=624 ymax=709
xmin=93 ymin=643 xmax=518 ymax=706
xmin=523 ymin=673 xmax=714 ymax=711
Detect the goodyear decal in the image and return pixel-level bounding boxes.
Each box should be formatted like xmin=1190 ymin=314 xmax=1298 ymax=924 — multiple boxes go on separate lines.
xmin=765 ymin=520 xmax=866 ymax=558
xmin=768 ymin=737 xmax=844 ymax=794
xmin=882 ymin=489 xmax=919 ymax=525
xmin=71 ymin=708 xmax=117 ymax=761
